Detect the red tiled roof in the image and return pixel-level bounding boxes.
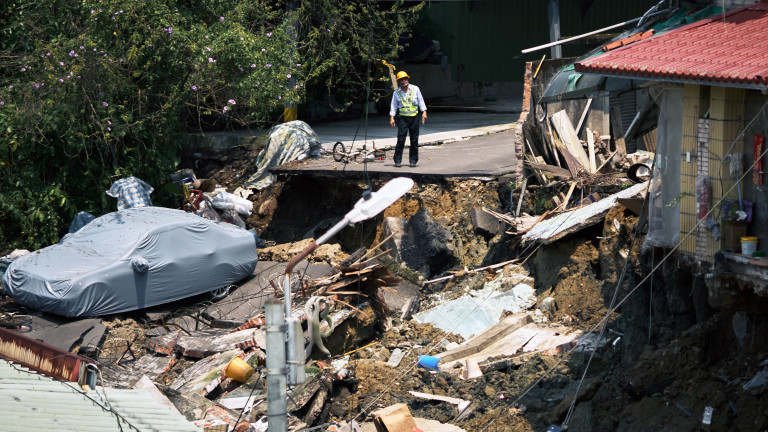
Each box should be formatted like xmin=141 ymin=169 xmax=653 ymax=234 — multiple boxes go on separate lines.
xmin=575 ymin=4 xmax=768 ymax=88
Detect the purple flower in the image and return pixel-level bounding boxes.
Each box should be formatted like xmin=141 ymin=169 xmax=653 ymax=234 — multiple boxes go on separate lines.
xmin=239 ymin=67 xmax=244 ymax=71
xmin=107 ymin=127 xmax=111 ymax=131
xmin=278 ymin=95 xmax=282 ymax=100
xmin=91 ymin=9 xmax=95 ymax=13
xmin=69 ymin=50 xmax=75 ymax=56
xmin=8 ymin=85 xmax=13 ymax=89
xmin=266 ymin=63 xmax=272 ymax=67
xmin=208 ymin=58 xmax=216 ymax=63
xmin=191 ymin=85 xmax=198 ymax=91
xmin=222 ymin=106 xmax=228 ymax=113
xmin=296 ymin=63 xmax=301 ymax=66
xmin=267 ymin=32 xmax=272 ymax=37
xmin=261 ymin=48 xmax=266 ymax=52
xmin=0 ymin=101 xmax=4 ymax=106
xmin=21 ymin=67 xmax=26 ymax=72
xmin=286 ymin=74 xmax=291 ymax=78
xmin=34 ymin=84 xmax=40 ymax=89
xmin=219 ymin=16 xmax=224 ymax=21
xmin=108 ymin=120 xmax=112 ymax=125
xmin=46 ymin=52 xmax=51 ymax=56
xmin=59 ymin=62 xmax=64 ymax=66
xmin=250 ymin=64 xmax=256 ymax=68
xmin=102 ymin=101 xmax=108 ymax=106
xmin=80 ymin=46 xmax=84 ymax=49
xmin=206 ymin=47 xmax=211 ymax=51
xmin=205 ymin=35 xmax=209 ymax=39
xmin=228 ymin=99 xmax=236 ymax=105
xmin=59 ymin=78 xmax=64 ymax=82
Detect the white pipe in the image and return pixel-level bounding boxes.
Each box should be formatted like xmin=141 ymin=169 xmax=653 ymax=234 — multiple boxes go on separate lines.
xmin=522 ymin=17 xmax=642 ymax=54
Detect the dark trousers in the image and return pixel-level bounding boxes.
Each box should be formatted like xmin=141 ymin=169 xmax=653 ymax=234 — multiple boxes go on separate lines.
xmin=394 ymin=114 xmax=420 ymax=164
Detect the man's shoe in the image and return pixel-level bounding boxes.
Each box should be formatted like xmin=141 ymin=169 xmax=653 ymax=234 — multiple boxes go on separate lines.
xmin=409 ymin=162 xmax=417 ymax=167
xmin=394 ymin=162 xmax=402 ymax=167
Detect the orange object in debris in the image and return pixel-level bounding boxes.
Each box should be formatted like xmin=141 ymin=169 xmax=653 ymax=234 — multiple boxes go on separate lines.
xmin=225 ymin=357 xmax=254 ymax=383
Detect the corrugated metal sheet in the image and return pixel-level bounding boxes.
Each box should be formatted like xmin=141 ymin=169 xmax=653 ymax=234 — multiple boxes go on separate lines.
xmin=0 ymin=359 xmax=199 ymax=432
xmin=423 ymin=0 xmax=661 ymax=83
xmin=575 ymin=4 xmax=768 ymax=89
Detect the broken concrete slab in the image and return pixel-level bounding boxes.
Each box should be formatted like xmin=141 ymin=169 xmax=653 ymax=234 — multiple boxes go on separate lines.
xmin=101 ymin=353 xmax=177 ymax=388
xmin=436 ymin=313 xmax=532 ymax=364
xmin=380 ymin=278 xmax=421 ymax=315
xmin=147 ymin=328 xmax=261 ymax=358
xmin=470 ymin=207 xmax=504 ymax=237
xmin=522 ymin=181 xmax=647 ymax=244
xmin=171 ymin=349 xmax=244 ymax=395
xmin=204 ymin=260 xmax=332 ymax=324
xmin=134 ymin=375 xmax=186 ymax=418
xmin=24 ymin=315 xmax=106 ymax=353
xmin=175 ymin=328 xmax=260 ymax=358
xmin=437 ymin=320 xmax=583 ymax=371
xmin=414 ymin=277 xmax=536 ymax=339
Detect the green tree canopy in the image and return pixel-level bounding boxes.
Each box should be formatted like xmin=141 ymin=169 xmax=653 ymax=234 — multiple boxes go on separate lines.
xmin=0 ymin=0 xmax=421 ymax=250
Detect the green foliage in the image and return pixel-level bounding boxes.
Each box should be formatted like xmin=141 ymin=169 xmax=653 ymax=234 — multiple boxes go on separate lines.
xmin=0 ymin=1 xmax=421 ymax=250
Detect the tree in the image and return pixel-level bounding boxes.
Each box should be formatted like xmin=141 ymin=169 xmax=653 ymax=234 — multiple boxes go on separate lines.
xmin=0 ymin=0 xmax=421 ymax=250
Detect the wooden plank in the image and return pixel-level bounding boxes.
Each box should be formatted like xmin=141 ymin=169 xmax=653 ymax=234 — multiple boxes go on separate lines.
xmin=548 ymin=128 xmax=582 ymax=178
xmin=526 ymin=159 xmax=569 ymax=179
xmin=586 ymin=127 xmax=596 ymax=172
xmin=610 ymin=106 xmax=627 ymax=159
xmin=550 ymin=110 xmax=591 ymax=170
xmin=575 ymin=98 xmax=593 ymax=136
xmin=560 ymin=182 xmax=577 ymax=211
xmin=543 ymin=119 xmax=562 ymax=167
xmin=523 ymin=154 xmax=548 ymax=184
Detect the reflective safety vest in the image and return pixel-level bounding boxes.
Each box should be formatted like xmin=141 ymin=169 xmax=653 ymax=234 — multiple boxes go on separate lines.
xmin=396 ymin=88 xmax=418 ymax=117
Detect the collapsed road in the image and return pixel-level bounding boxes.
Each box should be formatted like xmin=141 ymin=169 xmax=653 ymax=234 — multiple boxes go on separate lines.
xmin=1 ymin=118 xmax=768 ymax=432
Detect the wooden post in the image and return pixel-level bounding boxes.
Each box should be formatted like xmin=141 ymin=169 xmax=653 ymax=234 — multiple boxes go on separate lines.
xmin=610 ymin=106 xmax=627 ymax=160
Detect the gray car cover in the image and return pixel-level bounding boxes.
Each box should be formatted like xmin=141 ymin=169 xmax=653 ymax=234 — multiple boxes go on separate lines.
xmin=2 ymin=207 xmax=258 ymax=317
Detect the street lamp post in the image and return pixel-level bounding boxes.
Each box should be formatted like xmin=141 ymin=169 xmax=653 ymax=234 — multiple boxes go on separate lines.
xmin=266 ymin=177 xmax=414 ymax=431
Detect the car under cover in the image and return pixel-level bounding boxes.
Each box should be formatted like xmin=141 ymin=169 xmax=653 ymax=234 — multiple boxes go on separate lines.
xmin=2 ymin=207 xmax=258 ymax=317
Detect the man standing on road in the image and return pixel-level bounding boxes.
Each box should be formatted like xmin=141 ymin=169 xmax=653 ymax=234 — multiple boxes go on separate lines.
xmin=389 ymin=71 xmax=427 ymax=167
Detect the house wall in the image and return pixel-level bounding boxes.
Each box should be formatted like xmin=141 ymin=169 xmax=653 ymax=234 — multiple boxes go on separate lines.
xmin=680 ymin=84 xmax=748 ymax=260
xmin=741 ymin=92 xmax=768 ymax=250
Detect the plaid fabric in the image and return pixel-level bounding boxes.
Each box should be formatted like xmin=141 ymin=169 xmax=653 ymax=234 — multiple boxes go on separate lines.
xmin=106 ymin=176 xmax=154 ymax=210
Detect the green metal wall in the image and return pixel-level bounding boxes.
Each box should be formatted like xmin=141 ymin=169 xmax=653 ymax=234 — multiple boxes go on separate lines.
xmin=422 ymin=0 xmax=661 ymax=83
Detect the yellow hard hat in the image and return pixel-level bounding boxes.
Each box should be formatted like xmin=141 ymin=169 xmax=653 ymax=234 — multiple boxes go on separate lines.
xmin=396 ymin=71 xmax=410 ymax=81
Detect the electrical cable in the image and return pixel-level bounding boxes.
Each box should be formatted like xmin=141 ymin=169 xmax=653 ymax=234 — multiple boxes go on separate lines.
xmin=481 ymin=110 xmax=768 ymax=431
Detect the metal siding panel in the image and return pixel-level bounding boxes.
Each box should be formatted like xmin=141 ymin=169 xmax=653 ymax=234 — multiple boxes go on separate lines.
xmin=424 ymin=0 xmax=662 ymax=83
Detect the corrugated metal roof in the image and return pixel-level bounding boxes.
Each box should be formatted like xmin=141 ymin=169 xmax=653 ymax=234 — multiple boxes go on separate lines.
xmin=0 ymin=359 xmax=199 ymax=432
xmin=575 ymin=4 xmax=768 ymax=89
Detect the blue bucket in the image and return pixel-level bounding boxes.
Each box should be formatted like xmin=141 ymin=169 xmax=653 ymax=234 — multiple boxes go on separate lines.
xmin=417 ymin=355 xmax=440 ymax=370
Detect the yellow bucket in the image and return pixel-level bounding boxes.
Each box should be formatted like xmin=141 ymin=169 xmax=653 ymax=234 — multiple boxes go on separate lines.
xmin=225 ymin=357 xmax=254 ymax=383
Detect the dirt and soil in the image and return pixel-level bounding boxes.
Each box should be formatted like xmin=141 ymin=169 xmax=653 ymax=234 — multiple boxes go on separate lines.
xmin=2 ymin=142 xmax=766 ymax=431
xmin=188 ymin=146 xmax=768 ymax=431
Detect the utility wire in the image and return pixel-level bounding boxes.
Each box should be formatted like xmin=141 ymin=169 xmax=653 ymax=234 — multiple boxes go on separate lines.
xmin=481 ymin=101 xmax=768 ymax=431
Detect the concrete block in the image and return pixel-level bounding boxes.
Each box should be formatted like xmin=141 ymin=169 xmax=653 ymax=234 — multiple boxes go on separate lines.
xmin=469 ymin=207 xmax=504 ymax=237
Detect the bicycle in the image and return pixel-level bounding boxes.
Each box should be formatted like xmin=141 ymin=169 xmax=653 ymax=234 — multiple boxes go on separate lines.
xmin=332 ymin=141 xmax=386 ymax=164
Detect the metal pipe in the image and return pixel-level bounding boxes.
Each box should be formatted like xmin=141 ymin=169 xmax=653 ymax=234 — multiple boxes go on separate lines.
xmin=265 ymin=300 xmax=287 ymax=432
xmin=548 ymin=0 xmax=562 ymax=59
xmin=522 ymin=17 xmax=642 ymax=54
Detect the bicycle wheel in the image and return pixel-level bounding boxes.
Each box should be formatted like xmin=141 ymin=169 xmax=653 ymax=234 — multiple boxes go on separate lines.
xmin=332 ymin=142 xmax=346 ymax=162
